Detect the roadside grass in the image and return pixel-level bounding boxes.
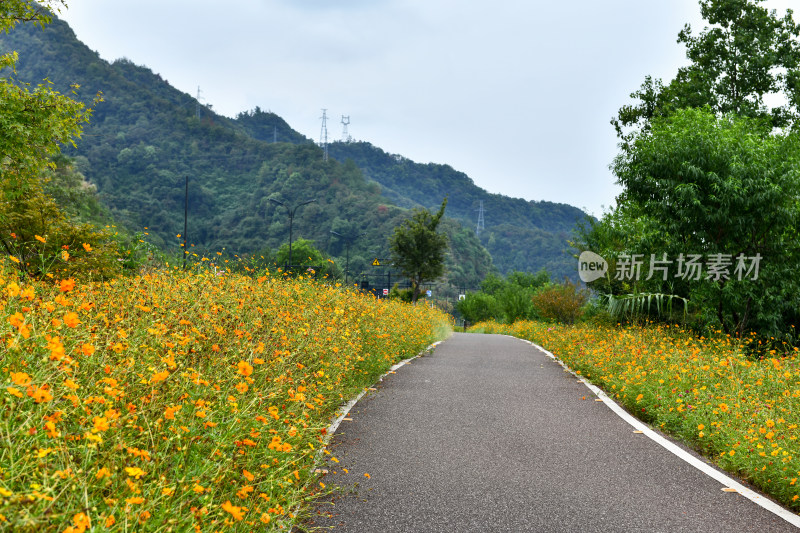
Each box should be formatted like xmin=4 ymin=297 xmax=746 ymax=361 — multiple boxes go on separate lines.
xmin=472 ymin=320 xmax=800 ymax=512
xmin=0 ymin=260 xmax=451 ymax=532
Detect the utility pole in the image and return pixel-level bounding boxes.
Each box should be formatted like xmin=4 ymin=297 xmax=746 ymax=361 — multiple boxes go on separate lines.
xmin=269 ymin=198 xmax=316 ymax=270
xmin=183 ymin=175 xmax=188 ymax=270
xmin=341 ymin=115 xmax=350 ymax=142
xmin=330 ymin=229 xmax=366 ymax=285
xmin=476 ymin=200 xmax=485 ymax=236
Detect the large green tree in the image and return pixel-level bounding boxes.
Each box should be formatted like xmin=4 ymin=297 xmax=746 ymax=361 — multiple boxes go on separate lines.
xmin=390 ymin=198 xmax=448 ymax=303
xmin=606 ymin=108 xmax=800 ymax=335
xmin=613 ymin=0 xmax=800 ymax=143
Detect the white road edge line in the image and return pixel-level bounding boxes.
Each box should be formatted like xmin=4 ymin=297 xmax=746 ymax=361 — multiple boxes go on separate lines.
xmin=514 ymin=336 xmax=800 ymax=528
xmin=326 ymin=340 xmax=444 ymax=439
xmin=295 ymin=340 xmax=444 ymax=528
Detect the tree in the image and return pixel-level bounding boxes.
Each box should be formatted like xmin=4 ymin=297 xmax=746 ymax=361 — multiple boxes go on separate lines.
xmin=390 ymin=198 xmax=448 ymax=303
xmin=274 ymin=238 xmax=335 ymax=278
xmin=611 ymin=108 xmax=800 ymax=335
xmin=613 ymin=0 xmax=800 ymax=143
xmin=0 ymin=1 xmax=112 ymax=278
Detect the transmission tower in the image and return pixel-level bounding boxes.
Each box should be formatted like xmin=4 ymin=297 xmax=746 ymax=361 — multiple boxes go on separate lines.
xmin=341 ymin=115 xmax=351 ymax=142
xmin=319 ymin=109 xmax=329 ymax=161
xmin=476 ymin=200 xmax=485 ymax=236
xmin=195 ymin=86 xmax=203 ymax=119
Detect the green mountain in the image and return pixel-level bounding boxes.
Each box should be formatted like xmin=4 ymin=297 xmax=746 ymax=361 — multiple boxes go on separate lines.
xmin=1 ymin=14 xmax=586 ymax=285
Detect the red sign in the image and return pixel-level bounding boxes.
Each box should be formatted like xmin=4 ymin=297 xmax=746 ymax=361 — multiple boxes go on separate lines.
xmin=382 ymin=288 xmax=389 ymax=296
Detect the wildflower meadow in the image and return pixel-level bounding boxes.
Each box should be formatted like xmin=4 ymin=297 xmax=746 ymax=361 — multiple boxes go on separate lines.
xmin=0 ymin=259 xmax=451 ymax=531
xmin=474 ymin=320 xmax=800 ymax=512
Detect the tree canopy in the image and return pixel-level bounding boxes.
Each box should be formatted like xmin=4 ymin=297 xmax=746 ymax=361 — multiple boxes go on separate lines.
xmin=390 ymin=198 xmax=448 ymax=303
xmin=613 ymin=0 xmax=800 ymax=143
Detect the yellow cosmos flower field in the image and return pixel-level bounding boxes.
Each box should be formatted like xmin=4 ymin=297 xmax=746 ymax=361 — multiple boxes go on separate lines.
xmin=0 ymin=261 xmax=450 ymax=531
xmin=475 ymin=320 xmax=800 ymax=512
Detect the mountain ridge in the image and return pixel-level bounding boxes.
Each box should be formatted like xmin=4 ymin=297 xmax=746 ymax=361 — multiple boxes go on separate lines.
xmin=0 ymin=14 xmax=587 ymax=281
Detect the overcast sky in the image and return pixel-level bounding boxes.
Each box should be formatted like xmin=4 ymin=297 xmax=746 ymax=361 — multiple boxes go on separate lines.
xmin=58 ymin=1 xmax=797 ymax=218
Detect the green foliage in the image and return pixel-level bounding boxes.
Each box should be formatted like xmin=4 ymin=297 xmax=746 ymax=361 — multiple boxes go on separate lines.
xmin=530 ymin=280 xmax=590 ymax=325
xmin=0 ymin=1 xmax=122 ymax=280
xmin=274 ymin=238 xmax=337 ymax=278
xmin=0 ymin=177 xmax=122 ymax=279
xmin=458 ymin=269 xmax=551 ymax=324
xmin=616 ymin=108 xmax=799 ymax=335
xmin=456 ymin=292 xmax=500 ymax=324
xmin=390 ymin=198 xmax=448 ymax=303
xmin=584 ymin=107 xmax=800 ymax=336
xmin=613 ymin=0 xmax=800 ymax=141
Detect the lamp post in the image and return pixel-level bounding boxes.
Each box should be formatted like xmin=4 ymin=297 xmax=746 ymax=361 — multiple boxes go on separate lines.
xmin=269 ymin=197 xmax=316 ymax=269
xmin=330 ymin=230 xmax=366 ymax=285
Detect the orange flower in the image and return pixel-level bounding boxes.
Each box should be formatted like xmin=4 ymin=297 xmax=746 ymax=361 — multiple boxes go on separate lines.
xmin=235 ymin=382 xmax=248 ymax=393
xmin=237 ymin=361 xmax=253 ymax=377
xmin=7 ymin=312 xmax=24 ymax=328
xmin=150 ymin=370 xmax=169 ymax=383
xmin=32 ymin=386 xmax=53 ymax=404
xmin=59 ymin=278 xmax=75 ymax=292
xmin=63 ymin=312 xmax=80 ymax=328
xmin=34 ymin=235 xmax=46 ymax=243
xmin=81 ymin=344 xmax=95 ymax=356
xmin=82 ymin=243 xmax=92 ymax=252
xmin=221 ymin=500 xmax=246 ymax=521
xmin=10 ymin=371 xmax=31 ymax=386
xmin=164 ymin=405 xmax=181 ymax=420
xmin=125 ymin=496 xmax=145 ymax=505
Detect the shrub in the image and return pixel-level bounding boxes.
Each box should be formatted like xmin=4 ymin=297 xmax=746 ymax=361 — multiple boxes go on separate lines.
xmin=531 ymin=280 xmax=589 ymax=324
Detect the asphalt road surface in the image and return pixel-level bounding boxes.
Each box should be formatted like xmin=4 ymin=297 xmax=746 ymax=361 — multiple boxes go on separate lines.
xmin=308 ymin=333 xmax=799 ymax=532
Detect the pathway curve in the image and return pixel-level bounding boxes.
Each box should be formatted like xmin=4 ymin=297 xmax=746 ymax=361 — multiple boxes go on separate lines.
xmin=309 ymin=333 xmax=798 ymax=532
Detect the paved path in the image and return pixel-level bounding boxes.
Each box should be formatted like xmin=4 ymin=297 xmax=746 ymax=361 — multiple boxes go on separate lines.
xmin=309 ymin=333 xmax=799 ymax=532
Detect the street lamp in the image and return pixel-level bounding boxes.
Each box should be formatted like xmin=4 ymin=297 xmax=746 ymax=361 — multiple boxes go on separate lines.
xmin=330 ymin=230 xmax=366 ymax=285
xmin=269 ymin=197 xmax=316 ymax=270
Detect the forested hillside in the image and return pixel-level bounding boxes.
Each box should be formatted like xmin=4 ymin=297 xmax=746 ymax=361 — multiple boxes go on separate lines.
xmin=0 ymin=13 xmax=584 ymax=283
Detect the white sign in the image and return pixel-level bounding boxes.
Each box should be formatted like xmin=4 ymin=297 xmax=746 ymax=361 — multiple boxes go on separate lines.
xmin=382 ymin=288 xmax=389 ymax=296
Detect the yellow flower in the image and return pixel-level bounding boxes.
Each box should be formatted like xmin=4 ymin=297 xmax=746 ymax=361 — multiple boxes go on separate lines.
xmin=34 ymin=235 xmax=46 ymax=243
xmin=96 ymin=468 xmax=111 ymax=479
xmin=6 ymin=387 xmax=23 ymax=398
xmin=92 ymin=416 xmax=110 ymax=433
xmin=125 ymin=467 xmax=147 ymax=479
